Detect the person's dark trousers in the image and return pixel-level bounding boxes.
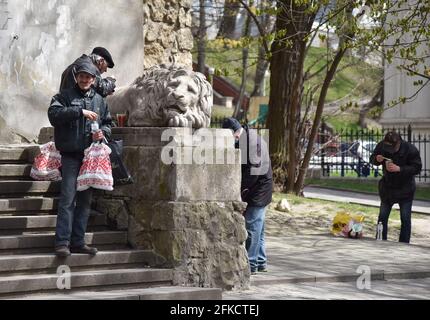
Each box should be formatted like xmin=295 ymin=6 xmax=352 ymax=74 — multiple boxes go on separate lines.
xmin=377 ymin=200 xmax=413 ymax=243
xmin=55 ymin=152 xmax=93 ymax=248
xmin=245 ymin=206 xmax=267 ymax=272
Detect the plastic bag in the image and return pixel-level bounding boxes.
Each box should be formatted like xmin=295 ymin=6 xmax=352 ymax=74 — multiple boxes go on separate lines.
xmin=332 ymin=211 xmax=365 ymax=238
xmin=30 ymin=142 xmax=62 ymax=181
xmin=77 ymin=142 xmax=113 ymax=191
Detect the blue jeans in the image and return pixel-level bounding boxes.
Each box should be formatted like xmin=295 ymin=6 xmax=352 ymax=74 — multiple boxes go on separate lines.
xmin=245 ymin=205 xmax=267 ymax=272
xmin=377 ymin=200 xmax=413 ymax=243
xmin=55 ymin=153 xmax=93 ymax=248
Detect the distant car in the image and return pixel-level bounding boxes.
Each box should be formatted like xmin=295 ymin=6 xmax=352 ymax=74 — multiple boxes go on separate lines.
xmin=354 ymin=140 xmax=377 ymax=160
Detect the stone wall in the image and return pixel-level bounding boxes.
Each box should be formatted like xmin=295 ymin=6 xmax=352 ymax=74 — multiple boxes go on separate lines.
xmin=96 ymin=127 xmax=250 ymax=290
xmin=144 ymin=0 xmax=193 ymax=68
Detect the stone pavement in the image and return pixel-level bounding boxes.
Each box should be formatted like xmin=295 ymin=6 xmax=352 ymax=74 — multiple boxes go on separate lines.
xmin=224 ymin=277 xmax=430 ymax=300
xmin=304 ymin=186 xmax=430 ymax=214
xmin=224 ymin=235 xmax=430 ymax=299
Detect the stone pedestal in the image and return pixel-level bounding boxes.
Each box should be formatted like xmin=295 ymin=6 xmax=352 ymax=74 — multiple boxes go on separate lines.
xmin=39 ymin=127 xmax=250 ymax=290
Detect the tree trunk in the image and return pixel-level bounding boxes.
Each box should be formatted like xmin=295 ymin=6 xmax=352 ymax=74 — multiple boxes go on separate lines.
xmin=266 ymin=0 xmax=317 ymax=191
xmin=233 ymin=0 xmax=253 ymax=119
xmin=197 ymin=0 xmax=206 ymax=74
xmin=251 ymin=45 xmax=270 ymax=97
xmin=218 ymin=0 xmax=240 ymax=39
xmin=359 ymin=82 xmax=383 ymax=128
xmin=251 ymin=0 xmax=274 ymax=97
xmin=294 ymin=47 xmax=348 ymax=195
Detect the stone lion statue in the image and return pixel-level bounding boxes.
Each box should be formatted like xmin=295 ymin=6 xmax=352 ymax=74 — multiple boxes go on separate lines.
xmin=107 ymin=64 xmax=213 ymax=128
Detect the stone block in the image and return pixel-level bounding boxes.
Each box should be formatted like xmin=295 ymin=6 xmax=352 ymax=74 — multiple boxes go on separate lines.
xmin=96 ymin=199 xmax=129 ymax=230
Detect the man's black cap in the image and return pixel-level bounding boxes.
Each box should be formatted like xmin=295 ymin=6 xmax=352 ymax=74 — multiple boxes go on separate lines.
xmin=222 ymin=117 xmax=242 ymax=132
xmin=383 ymin=131 xmax=402 ymax=154
xmin=92 ymin=47 xmax=115 ymax=68
xmin=76 ymin=61 xmax=99 ymax=77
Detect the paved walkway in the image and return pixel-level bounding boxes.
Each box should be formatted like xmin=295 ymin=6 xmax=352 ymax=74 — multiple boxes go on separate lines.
xmin=304 ymin=186 xmax=430 ymax=214
xmin=224 ymin=235 xmax=430 ymax=299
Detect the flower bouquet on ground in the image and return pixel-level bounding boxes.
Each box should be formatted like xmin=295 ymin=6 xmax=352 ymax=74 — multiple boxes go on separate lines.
xmin=331 ymin=211 xmax=365 ymax=239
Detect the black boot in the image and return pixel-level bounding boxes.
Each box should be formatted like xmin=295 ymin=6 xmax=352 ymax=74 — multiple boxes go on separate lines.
xmin=70 ymin=245 xmax=98 ymax=255
xmin=55 ymin=246 xmax=71 ymax=257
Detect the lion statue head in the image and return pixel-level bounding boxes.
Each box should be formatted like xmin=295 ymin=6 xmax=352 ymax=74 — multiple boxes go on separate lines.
xmin=107 ymin=64 xmax=213 ymax=128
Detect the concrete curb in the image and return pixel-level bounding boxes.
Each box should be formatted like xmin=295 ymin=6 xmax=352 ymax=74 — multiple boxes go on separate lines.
xmin=251 ymin=270 xmax=430 ymax=286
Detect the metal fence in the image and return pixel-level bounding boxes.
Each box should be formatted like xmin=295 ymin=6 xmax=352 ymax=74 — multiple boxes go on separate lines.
xmin=212 ymin=118 xmax=429 ymax=182
xmin=311 ymin=123 xmax=429 ymax=182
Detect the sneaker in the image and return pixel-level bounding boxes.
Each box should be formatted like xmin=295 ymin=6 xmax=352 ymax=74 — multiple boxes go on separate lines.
xmin=250 ymin=270 xmax=258 ymax=275
xmin=70 ymin=245 xmax=98 ymax=255
xmin=258 ymin=267 xmax=268 ymax=273
xmin=55 ymin=246 xmax=71 ymax=257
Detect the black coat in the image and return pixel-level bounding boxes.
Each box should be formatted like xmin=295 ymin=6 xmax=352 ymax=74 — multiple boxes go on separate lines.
xmin=239 ymin=126 xmax=273 ymax=207
xmin=48 ymin=85 xmax=112 ymax=153
xmin=370 ymin=140 xmax=422 ymax=203
xmin=60 ymin=55 xmax=116 ymax=97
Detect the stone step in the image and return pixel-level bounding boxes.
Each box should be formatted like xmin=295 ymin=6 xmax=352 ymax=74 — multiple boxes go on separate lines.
xmin=0 ymin=164 xmax=32 ymax=177
xmin=0 ymin=197 xmax=58 ymax=213
xmin=0 ymin=250 xmax=157 ymax=274
xmin=0 ymin=231 xmax=127 ymax=252
xmin=0 ymin=180 xmax=61 ymax=196
xmin=0 ymin=147 xmax=29 ymax=162
xmin=0 ymin=268 xmax=173 ymax=295
xmin=10 ymin=286 xmax=222 ymax=300
xmin=0 ymin=214 xmax=106 ymax=232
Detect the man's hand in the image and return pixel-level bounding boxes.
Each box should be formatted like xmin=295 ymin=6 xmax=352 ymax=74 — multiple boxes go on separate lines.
xmin=386 ymin=162 xmax=400 ymax=173
xmin=376 ymin=155 xmax=384 ymax=163
xmin=92 ymin=130 xmax=104 ymax=142
xmin=83 ymin=110 xmax=98 ymax=121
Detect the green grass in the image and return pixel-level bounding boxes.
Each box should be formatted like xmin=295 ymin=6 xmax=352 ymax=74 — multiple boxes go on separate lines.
xmin=305 ymin=178 xmax=430 ymax=201
xmin=212 ymin=106 xmax=233 ymax=119
xmin=272 ymin=192 xmax=401 ymax=221
xmin=323 ymin=114 xmax=362 ymax=132
xmin=304 ymin=47 xmax=382 ymax=103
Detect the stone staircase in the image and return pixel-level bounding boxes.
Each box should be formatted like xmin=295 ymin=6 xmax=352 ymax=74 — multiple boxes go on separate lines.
xmin=0 ymin=145 xmax=222 ymax=300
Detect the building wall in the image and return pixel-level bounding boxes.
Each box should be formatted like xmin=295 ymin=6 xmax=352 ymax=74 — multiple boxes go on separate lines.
xmin=0 ymin=0 xmax=145 ymax=143
xmin=381 ymin=3 xmax=430 ymax=182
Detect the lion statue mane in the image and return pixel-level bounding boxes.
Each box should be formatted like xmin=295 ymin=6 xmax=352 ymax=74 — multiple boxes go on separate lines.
xmin=107 ymin=64 xmax=213 ymax=128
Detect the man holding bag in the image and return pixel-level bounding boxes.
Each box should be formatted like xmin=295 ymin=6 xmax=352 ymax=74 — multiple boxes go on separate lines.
xmin=48 ymin=61 xmax=112 ymax=257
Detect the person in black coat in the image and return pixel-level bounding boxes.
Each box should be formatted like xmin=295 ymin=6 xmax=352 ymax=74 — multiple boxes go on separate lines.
xmin=49 ymin=61 xmax=112 ymax=257
xmin=370 ymin=131 xmax=422 ymax=243
xmin=60 ymin=47 xmax=116 ymax=97
xmin=222 ymin=118 xmax=273 ymax=275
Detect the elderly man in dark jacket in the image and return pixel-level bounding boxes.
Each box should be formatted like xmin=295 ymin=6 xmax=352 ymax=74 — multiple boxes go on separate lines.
xmin=223 ymin=118 xmax=273 ymax=275
xmin=49 ymin=61 xmax=112 ymax=257
xmin=370 ymin=131 xmax=422 ymax=243
xmin=60 ymin=47 xmax=116 ymax=97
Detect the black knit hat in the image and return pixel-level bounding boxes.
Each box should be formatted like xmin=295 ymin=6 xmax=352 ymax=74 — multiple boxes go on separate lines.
xmin=222 ymin=117 xmax=242 ymax=132
xmin=76 ymin=61 xmax=99 ymax=77
xmin=92 ymin=47 xmax=115 ymax=68
xmin=383 ymin=131 xmax=402 ymax=154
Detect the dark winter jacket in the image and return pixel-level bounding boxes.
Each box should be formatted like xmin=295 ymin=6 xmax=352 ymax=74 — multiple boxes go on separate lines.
xmin=48 ymin=85 xmax=112 ymax=153
xmin=370 ymin=140 xmax=422 ymax=203
xmin=60 ymin=55 xmax=116 ymax=97
xmin=239 ymin=126 xmax=273 ymax=207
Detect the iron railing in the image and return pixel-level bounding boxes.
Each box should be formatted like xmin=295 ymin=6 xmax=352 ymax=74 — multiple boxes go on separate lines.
xmin=211 ymin=118 xmax=429 ymax=182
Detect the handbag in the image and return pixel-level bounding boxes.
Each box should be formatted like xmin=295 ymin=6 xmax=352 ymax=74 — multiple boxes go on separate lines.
xmin=105 ymin=138 xmax=134 ymax=186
